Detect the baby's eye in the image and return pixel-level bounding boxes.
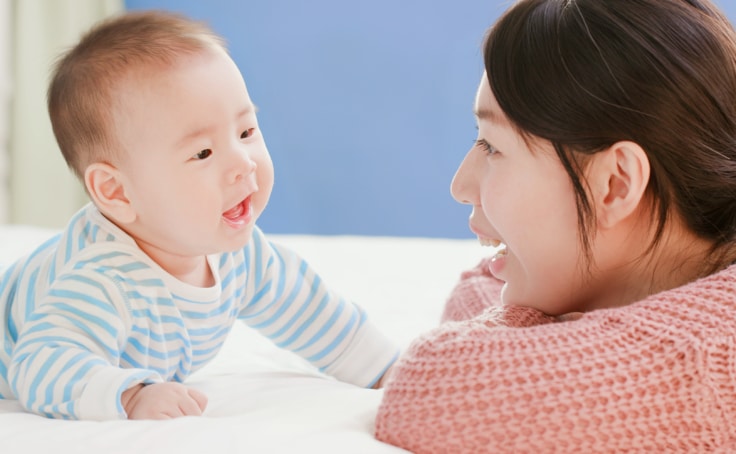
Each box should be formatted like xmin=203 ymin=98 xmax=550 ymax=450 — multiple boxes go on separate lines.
xmin=193 ymin=149 xmax=213 ymax=160
xmin=241 ymin=128 xmax=255 ymax=139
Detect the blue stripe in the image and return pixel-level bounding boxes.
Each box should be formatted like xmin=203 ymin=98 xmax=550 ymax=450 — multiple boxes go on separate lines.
xmin=308 ymin=308 xmax=357 ymax=362
xmin=266 ymin=271 xmax=322 ymax=339
xmin=128 ymin=309 xmax=186 ymax=328
xmin=4 ymin=280 xmax=20 ymax=343
xmin=47 ymin=288 xmax=118 ymax=316
xmin=121 ymin=278 xmax=165 ymax=288
xmin=191 ymin=340 xmax=225 ymax=357
xmin=64 ymin=227 xmax=75 ymax=263
xmin=0 ymin=260 xmax=19 ymax=294
xmin=44 ymin=301 xmax=119 ymax=335
xmin=178 ymin=299 xmax=232 ymax=318
xmin=76 ymin=250 xmax=131 ymax=265
xmin=130 ymin=325 xmax=188 ymax=344
xmin=250 ymin=260 xmax=308 ymax=330
xmin=184 ymin=324 xmax=224 ymax=337
xmin=120 ymin=351 xmax=143 ymax=369
xmin=14 ymin=321 xmax=65 ymax=341
xmin=274 ymin=294 xmax=329 ymax=349
xmin=365 ymin=351 xmax=400 ymax=388
xmin=66 ymin=401 xmax=76 ymax=419
xmin=80 ymin=221 xmax=93 ymax=251
xmin=24 ymin=268 xmax=40 ymax=320
xmin=124 ymin=290 xmax=171 ymax=306
xmin=120 ymin=349 xmax=186 ymax=377
xmin=294 ymin=300 xmax=345 ymax=353
xmin=49 ymin=256 xmax=57 ymax=282
xmin=254 ymin=238 xmax=265 ymax=284
xmin=221 ymin=256 xmax=246 ymax=290
xmin=63 ymin=317 xmax=119 ymax=359
xmin=61 ymin=275 xmax=121 ymax=310
xmin=126 ymin=337 xmax=171 ymax=360
xmin=61 ymin=354 xmax=103 ymax=403
xmin=27 ymin=234 xmax=61 ymax=264
xmin=246 ymin=280 xmax=273 ymax=310
xmin=27 ymin=348 xmax=65 ymax=409
xmin=45 ymin=351 xmax=84 ymax=407
xmin=114 ymin=262 xmax=150 ymax=273
xmin=220 ymin=268 xmax=236 ymax=290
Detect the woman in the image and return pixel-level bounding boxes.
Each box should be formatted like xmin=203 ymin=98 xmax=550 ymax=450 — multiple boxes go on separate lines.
xmin=376 ymin=0 xmax=736 ymax=451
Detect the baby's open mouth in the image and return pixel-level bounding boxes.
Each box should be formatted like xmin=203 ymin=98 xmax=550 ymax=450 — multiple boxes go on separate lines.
xmin=223 ymin=197 xmax=252 ymax=226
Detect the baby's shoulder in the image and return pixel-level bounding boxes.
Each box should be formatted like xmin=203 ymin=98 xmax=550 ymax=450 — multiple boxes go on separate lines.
xmin=57 ymin=242 xmax=158 ymax=284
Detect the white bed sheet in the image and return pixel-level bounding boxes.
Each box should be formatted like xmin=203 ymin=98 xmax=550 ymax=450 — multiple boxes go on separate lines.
xmin=0 ymin=225 xmax=488 ymax=453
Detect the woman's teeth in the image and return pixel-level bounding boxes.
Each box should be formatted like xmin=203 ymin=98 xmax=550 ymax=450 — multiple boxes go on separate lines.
xmin=479 ymin=237 xmax=507 ymax=260
xmin=491 ymin=246 xmax=507 ymax=261
xmin=479 ymin=237 xmax=501 ymax=248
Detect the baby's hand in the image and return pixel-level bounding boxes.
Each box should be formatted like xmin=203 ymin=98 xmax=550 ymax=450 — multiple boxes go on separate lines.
xmin=121 ymin=382 xmax=208 ymax=419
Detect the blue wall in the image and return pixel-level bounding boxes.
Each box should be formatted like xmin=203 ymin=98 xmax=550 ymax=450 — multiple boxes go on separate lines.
xmin=124 ymin=0 xmax=736 ymax=239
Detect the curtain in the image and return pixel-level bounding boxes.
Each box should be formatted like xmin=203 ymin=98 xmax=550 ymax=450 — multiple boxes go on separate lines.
xmin=0 ymin=0 xmax=9 ymax=224
xmin=8 ymin=0 xmax=123 ymax=228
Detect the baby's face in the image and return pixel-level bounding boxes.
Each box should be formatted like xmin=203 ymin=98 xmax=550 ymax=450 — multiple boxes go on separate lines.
xmin=110 ymin=48 xmax=274 ymax=259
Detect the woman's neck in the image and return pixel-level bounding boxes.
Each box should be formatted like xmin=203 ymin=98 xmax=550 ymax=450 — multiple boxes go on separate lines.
xmin=587 ymin=218 xmax=721 ymax=311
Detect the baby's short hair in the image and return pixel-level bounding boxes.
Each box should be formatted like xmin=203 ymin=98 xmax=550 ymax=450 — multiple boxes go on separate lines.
xmin=47 ymin=10 xmax=225 ymax=179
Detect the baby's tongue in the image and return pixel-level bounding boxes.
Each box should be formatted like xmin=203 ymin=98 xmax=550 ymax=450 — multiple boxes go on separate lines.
xmin=223 ymin=203 xmax=243 ymax=219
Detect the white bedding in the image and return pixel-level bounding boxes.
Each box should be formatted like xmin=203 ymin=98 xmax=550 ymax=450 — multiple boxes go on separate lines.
xmin=0 ymin=225 xmax=488 ymax=453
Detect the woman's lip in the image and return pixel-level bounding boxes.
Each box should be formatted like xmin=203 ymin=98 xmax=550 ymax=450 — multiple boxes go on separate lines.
xmin=488 ymin=249 xmax=507 ymax=278
xmin=470 ymin=226 xmax=501 ymax=247
xmin=468 ymin=224 xmax=486 ymax=239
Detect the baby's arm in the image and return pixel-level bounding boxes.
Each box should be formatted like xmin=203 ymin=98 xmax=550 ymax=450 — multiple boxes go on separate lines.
xmin=237 ymin=232 xmax=399 ymax=388
xmin=9 ymin=270 xmax=160 ymax=420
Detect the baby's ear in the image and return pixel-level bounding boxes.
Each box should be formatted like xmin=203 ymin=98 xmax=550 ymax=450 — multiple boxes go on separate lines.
xmin=84 ymin=162 xmax=136 ymax=224
xmin=586 ymin=141 xmax=651 ymax=229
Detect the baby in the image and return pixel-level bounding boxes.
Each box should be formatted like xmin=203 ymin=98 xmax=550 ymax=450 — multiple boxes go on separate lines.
xmin=0 ymin=10 xmax=397 ymax=420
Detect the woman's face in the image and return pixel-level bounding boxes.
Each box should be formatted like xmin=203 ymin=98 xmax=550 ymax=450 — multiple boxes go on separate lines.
xmin=451 ymin=73 xmax=590 ymax=315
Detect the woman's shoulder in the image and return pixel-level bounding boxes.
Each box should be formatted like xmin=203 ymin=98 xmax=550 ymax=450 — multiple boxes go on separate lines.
xmin=376 ymin=265 xmax=736 ymax=452
xmin=621 ymin=262 xmax=736 ymax=333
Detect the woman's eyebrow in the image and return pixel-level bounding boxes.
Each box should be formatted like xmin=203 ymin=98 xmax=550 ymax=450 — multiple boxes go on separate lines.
xmin=473 ymin=107 xmax=501 ymax=123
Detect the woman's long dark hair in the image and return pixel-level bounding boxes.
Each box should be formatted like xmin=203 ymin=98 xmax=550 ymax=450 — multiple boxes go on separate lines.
xmin=484 ymin=0 xmax=736 ymax=268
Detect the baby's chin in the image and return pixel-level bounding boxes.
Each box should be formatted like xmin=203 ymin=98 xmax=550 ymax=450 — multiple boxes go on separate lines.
xmin=217 ymin=224 xmax=256 ymax=254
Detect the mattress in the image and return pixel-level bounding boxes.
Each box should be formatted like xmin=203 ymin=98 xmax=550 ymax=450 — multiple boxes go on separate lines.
xmin=0 ymin=224 xmax=487 ymax=453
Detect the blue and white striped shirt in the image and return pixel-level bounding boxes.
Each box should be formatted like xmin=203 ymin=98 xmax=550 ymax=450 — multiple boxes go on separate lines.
xmin=0 ymin=204 xmax=398 ymax=420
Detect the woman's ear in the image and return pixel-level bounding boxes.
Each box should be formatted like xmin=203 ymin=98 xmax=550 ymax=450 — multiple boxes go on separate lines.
xmin=587 ymin=141 xmax=651 ymax=229
xmin=84 ymin=162 xmax=136 ymax=224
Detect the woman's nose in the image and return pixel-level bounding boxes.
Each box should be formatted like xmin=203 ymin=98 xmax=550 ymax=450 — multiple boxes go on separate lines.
xmin=450 ymin=150 xmax=478 ymax=205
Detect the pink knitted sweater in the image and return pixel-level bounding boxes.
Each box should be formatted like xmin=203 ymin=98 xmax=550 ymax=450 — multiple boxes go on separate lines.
xmin=375 ymin=257 xmax=736 ymax=453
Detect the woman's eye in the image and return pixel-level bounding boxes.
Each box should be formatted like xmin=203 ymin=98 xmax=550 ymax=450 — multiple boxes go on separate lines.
xmin=241 ymin=128 xmax=255 ymax=139
xmin=475 ymin=139 xmax=498 ymax=155
xmin=193 ymin=149 xmax=212 ymax=160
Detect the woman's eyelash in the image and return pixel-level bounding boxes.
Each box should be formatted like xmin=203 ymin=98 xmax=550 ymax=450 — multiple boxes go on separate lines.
xmin=475 ymin=139 xmax=497 ymax=154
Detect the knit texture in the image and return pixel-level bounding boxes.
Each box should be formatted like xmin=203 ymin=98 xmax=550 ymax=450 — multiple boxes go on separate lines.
xmin=376 ymin=259 xmax=736 ymax=453
xmin=440 ymin=257 xmax=505 ymax=323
